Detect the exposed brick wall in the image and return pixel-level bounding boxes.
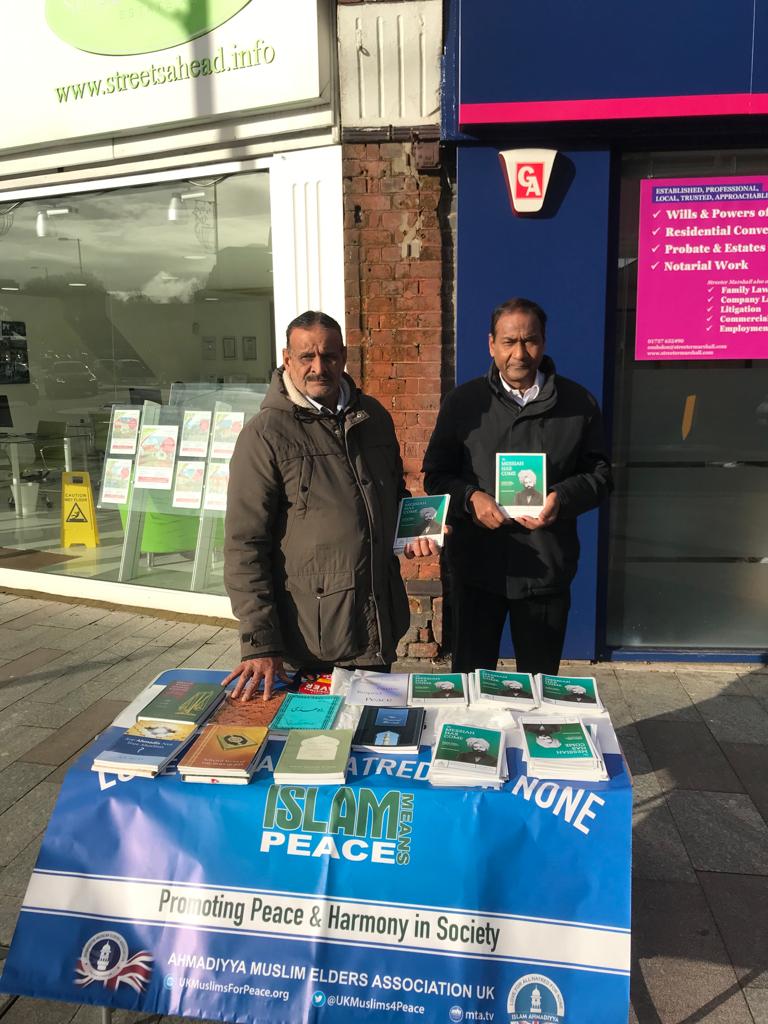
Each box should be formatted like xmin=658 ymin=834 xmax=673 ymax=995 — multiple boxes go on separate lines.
xmin=342 ymin=141 xmax=453 ymax=663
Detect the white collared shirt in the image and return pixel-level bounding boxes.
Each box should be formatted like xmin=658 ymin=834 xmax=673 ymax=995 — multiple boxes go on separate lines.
xmin=304 ymin=377 xmax=351 ymax=415
xmin=499 ymin=369 xmax=544 ymax=406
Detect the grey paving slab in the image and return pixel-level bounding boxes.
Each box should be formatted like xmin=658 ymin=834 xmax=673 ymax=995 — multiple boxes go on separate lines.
xmin=0 ymin=762 xmax=54 ymax=816
xmin=617 ymin=673 xmax=701 ymax=725
xmin=741 ymin=671 xmax=768 ymax=703
xmin=616 ymin=723 xmax=653 ymax=776
xmin=675 ymin=669 xmax=750 ymax=700
xmin=0 ymin=648 xmax=69 ymax=685
xmin=744 ymin=986 xmax=768 ymax=1023
xmin=666 ymin=790 xmax=768 ymax=874
xmin=631 ymin=877 xmax=753 ymax=1024
xmin=696 ymin=695 xmax=768 ymax=745
xmin=0 ymin=782 xmax=60 ymax=868
xmin=0 ymin=893 xmax=23 ymax=947
xmin=698 ymin=872 xmax=768 ymax=989
xmin=19 ymin=699 xmax=127 ymax=767
xmin=0 ymin=725 xmax=55 ymax=772
xmin=70 ymin=1005 xmax=155 ymax=1024
xmin=636 ymin=719 xmax=744 ymax=793
xmin=720 ymin=742 xmax=768 ymax=823
xmin=631 ymin=772 xmax=696 ymax=882
xmin=0 ymin=996 xmax=80 ymax=1023
xmin=0 ymin=833 xmax=42 ymax=899
xmin=0 ymin=599 xmax=49 ymax=626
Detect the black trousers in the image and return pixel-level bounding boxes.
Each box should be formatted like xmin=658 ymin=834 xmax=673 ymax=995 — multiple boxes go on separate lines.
xmin=451 ymin=583 xmax=570 ymax=675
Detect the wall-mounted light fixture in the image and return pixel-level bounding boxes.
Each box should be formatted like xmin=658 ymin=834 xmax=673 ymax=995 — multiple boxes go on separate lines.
xmin=35 ymin=205 xmax=72 ymax=238
xmin=167 ymin=191 xmax=206 ymax=222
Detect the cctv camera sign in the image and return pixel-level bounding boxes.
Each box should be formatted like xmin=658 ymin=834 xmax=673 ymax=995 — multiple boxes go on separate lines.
xmin=3 ymin=0 xmax=326 ymax=153
xmin=499 ymin=149 xmax=557 ymax=214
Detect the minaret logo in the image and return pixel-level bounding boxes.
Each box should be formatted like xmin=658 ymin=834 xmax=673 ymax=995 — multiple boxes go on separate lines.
xmin=75 ymin=931 xmax=153 ymax=993
xmin=507 ymin=973 xmax=565 ymax=1022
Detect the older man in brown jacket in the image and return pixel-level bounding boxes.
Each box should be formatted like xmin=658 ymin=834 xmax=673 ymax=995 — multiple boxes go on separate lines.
xmin=223 ymin=311 xmax=435 ymax=701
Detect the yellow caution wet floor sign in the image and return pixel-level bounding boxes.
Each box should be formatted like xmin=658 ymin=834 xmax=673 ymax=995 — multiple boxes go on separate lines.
xmin=61 ymin=471 xmax=99 ymax=548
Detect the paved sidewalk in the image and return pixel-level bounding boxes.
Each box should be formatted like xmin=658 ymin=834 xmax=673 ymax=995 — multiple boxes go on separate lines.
xmin=0 ymin=591 xmax=766 ymax=1023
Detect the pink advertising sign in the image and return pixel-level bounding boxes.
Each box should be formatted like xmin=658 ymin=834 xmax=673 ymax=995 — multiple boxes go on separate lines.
xmin=636 ymin=176 xmax=768 ymax=360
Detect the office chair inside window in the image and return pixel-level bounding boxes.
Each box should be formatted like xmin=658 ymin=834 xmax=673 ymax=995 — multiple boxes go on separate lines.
xmin=18 ymin=420 xmax=68 ymax=510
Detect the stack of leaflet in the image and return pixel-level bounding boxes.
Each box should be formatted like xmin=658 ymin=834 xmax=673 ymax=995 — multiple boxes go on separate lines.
xmin=352 ymin=706 xmax=425 ymax=753
xmin=269 ymin=694 xmax=344 ymax=736
xmin=178 ymin=724 xmax=269 ymax=785
xmin=469 ymin=669 xmax=539 ymax=710
xmin=92 ymin=721 xmax=197 ymax=778
xmin=274 ymin=729 xmax=354 ymax=785
xmin=346 ymin=670 xmax=410 ymax=707
xmin=408 ymin=672 xmax=469 ymax=707
xmin=427 ymin=722 xmax=507 ymax=789
xmin=536 ymin=673 xmax=604 ymax=714
xmin=519 ymin=716 xmax=608 ymax=782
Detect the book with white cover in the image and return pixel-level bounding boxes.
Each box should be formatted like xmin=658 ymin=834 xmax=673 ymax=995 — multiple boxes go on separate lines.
xmin=469 ymin=669 xmax=539 ymax=709
xmin=536 ymin=673 xmax=604 ymax=714
xmin=519 ymin=716 xmax=607 ymax=782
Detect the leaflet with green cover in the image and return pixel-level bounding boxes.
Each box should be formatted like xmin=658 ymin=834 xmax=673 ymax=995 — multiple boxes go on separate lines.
xmin=408 ymin=672 xmax=467 ymax=705
xmin=495 ymin=452 xmax=546 ymax=517
xmin=521 ymin=720 xmax=595 ymax=761
xmin=393 ymin=495 xmax=450 ymax=553
xmin=269 ymin=694 xmax=343 ymax=734
xmin=431 ymin=723 xmax=504 ymax=777
xmin=473 ymin=669 xmax=537 ymax=705
xmin=538 ymin=674 xmax=602 ymax=709
xmin=137 ymin=680 xmax=226 ymax=726
xmin=273 ymin=729 xmax=354 ymax=783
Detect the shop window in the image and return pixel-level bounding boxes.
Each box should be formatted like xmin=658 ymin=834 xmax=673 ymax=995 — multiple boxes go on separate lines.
xmin=0 ymin=171 xmax=275 ymax=595
xmin=607 ymin=151 xmax=768 ymax=649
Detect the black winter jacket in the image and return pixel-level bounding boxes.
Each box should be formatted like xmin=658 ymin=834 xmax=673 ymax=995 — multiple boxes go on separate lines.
xmin=422 ymin=357 xmax=612 ymax=598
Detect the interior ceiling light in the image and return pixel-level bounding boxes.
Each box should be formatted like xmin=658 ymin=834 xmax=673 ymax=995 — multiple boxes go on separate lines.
xmin=0 ymin=286 xmax=20 ymax=291
xmin=167 ymin=193 xmax=182 ymax=222
xmin=35 ymin=205 xmax=72 ymax=238
xmin=68 ymin=282 xmax=87 ymax=288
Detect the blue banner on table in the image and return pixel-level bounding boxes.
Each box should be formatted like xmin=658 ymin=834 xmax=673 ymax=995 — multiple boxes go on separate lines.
xmin=1 ymin=670 xmax=632 ymax=1024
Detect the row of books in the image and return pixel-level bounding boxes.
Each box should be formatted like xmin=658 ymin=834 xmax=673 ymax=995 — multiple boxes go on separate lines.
xmin=344 ymin=668 xmax=604 ymax=715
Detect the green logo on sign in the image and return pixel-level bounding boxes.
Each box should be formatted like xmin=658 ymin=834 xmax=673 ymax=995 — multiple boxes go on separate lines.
xmin=46 ymin=0 xmax=253 ymax=56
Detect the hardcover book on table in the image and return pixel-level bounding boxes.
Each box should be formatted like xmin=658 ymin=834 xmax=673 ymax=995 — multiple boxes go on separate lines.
xmin=393 ymin=494 xmax=450 ymax=554
xmin=92 ymin=721 xmax=197 ymax=777
xmin=352 ymin=706 xmax=425 ymax=752
xmin=137 ymin=680 xmax=226 ymax=726
xmin=211 ymin=691 xmax=288 ymax=728
xmin=495 ymin=452 xmax=546 ymax=518
xmin=273 ymin=729 xmax=354 ymax=784
xmin=269 ymin=693 xmax=344 ymax=735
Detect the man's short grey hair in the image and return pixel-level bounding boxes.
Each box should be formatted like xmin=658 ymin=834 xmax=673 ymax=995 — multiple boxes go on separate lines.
xmin=285 ymin=310 xmax=344 ymax=348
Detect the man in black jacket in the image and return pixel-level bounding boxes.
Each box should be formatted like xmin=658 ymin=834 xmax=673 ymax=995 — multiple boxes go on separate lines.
xmin=423 ymin=297 xmax=611 ymax=674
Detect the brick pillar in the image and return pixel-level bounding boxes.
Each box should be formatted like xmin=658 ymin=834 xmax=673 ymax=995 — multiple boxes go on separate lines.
xmin=343 ymin=141 xmax=453 ymax=664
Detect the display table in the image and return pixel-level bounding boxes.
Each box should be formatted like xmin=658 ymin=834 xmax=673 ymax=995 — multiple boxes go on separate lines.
xmin=0 ymin=669 xmax=632 ymax=1024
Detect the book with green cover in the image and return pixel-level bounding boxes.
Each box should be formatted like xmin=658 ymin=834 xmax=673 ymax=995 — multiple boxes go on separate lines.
xmin=393 ymin=495 xmax=450 ymax=553
xmin=273 ymin=729 xmax=353 ymax=784
xmin=521 ymin=720 xmax=594 ymax=761
xmin=430 ymin=723 xmax=504 ymax=778
xmin=269 ymin=693 xmax=343 ymax=734
xmin=137 ymin=680 xmax=226 ymax=726
xmin=495 ymin=452 xmax=546 ymax=518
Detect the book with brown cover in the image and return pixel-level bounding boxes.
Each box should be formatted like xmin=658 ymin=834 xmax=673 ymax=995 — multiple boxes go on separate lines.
xmin=178 ymin=724 xmax=269 ymax=776
xmin=211 ymin=690 xmax=288 ymax=728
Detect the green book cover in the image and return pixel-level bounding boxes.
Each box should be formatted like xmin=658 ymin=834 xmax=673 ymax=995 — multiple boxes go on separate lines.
xmin=432 ymin=723 xmax=503 ymax=772
xmin=410 ymin=673 xmax=466 ymax=702
xmin=495 ymin=452 xmax=546 ymax=513
xmin=394 ymin=495 xmax=450 ymax=551
xmin=522 ymin=721 xmax=594 ymax=761
xmin=270 ymin=694 xmax=343 ymax=732
xmin=540 ymin=674 xmax=598 ymax=705
xmin=477 ymin=669 xmax=535 ymax=701
xmin=137 ymin=681 xmax=225 ymax=725
xmin=275 ymin=729 xmax=353 ymax=777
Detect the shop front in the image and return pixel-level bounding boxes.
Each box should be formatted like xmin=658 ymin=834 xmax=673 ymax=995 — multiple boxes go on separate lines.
xmin=0 ymin=0 xmax=343 ymax=616
xmin=445 ymin=0 xmax=768 ymax=661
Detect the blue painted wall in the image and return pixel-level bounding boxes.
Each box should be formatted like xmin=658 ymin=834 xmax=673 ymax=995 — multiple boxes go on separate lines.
xmin=452 ymin=0 xmax=767 ymax=109
xmin=455 ymin=147 xmax=612 ymax=660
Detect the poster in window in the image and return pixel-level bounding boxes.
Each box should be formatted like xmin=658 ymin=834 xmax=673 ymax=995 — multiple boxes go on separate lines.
xmin=109 ymin=409 xmax=140 ymax=455
xmin=134 ymin=425 xmax=178 ymax=489
xmin=179 ymin=410 xmax=212 ymax=458
xmin=210 ymin=411 xmax=244 ymax=460
xmin=242 ymin=336 xmax=258 ymax=360
xmin=222 ymin=336 xmax=237 ymax=360
xmin=172 ymin=460 xmax=205 ymax=509
xmin=201 ymin=337 xmax=216 ymax=361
